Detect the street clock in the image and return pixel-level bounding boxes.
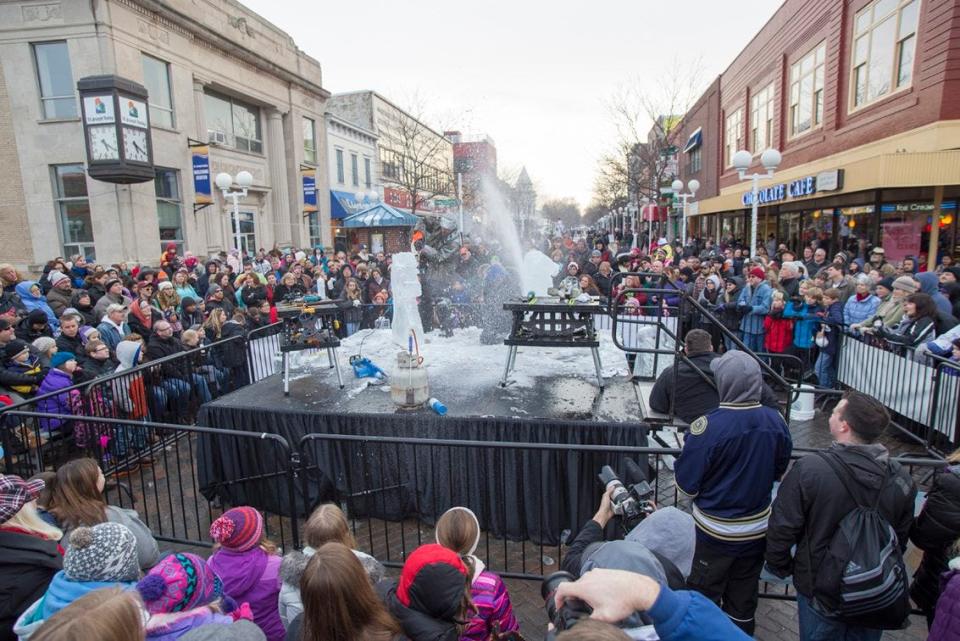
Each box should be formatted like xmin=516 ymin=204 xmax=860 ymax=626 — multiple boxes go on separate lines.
xmin=77 ymin=75 xmax=155 ymax=184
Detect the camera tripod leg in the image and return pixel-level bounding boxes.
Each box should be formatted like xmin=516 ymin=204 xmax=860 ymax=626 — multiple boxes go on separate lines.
xmin=500 ymin=346 xmax=517 ymax=387
xmin=327 ymin=347 xmax=334 ymax=369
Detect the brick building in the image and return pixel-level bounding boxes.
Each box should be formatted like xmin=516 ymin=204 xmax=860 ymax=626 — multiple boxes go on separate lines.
xmin=0 ymin=0 xmax=330 ymax=270
xmin=678 ymin=0 xmax=960 ymax=265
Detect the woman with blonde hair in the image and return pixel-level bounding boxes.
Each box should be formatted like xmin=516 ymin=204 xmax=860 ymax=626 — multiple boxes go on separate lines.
xmin=0 ymin=474 xmax=63 ymax=641
xmin=286 ymin=543 xmax=402 ymax=641
xmin=435 ymin=507 xmax=518 ymax=641
xmin=278 ymin=503 xmax=384 ymax=627
xmin=29 ymin=587 xmax=143 ymax=641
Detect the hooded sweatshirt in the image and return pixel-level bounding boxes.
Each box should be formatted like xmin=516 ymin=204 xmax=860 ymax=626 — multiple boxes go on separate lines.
xmin=13 ymin=571 xmax=136 ymax=639
xmin=206 ymin=548 xmax=282 ymax=641
xmin=918 ymin=272 xmax=954 ymax=317
xmin=674 ymin=351 xmax=793 ymax=554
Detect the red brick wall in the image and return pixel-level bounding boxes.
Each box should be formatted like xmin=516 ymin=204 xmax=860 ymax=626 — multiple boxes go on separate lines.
xmin=678 ymin=77 xmax=722 ymax=199
xmin=710 ymin=0 xmax=960 ymax=190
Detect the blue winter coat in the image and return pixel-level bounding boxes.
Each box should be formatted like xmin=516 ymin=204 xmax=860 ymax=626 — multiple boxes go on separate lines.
xmin=783 ymin=302 xmax=822 ymax=349
xmin=737 ymin=282 xmax=772 ymax=335
xmin=843 ymin=294 xmax=880 ymax=327
xmin=647 ymin=583 xmax=751 ymax=640
xmin=819 ymin=302 xmax=844 ymax=356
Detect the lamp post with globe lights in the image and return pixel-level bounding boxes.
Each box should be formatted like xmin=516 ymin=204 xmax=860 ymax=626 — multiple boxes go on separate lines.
xmin=733 ymin=148 xmax=781 ymax=258
xmin=215 ymin=170 xmax=254 ymax=257
xmin=671 ymin=179 xmax=700 ymax=247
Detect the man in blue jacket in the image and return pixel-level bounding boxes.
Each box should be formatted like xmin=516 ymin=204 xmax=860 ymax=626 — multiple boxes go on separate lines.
xmin=736 ymin=266 xmax=772 ymax=352
xmin=673 ymin=350 xmax=793 ymax=635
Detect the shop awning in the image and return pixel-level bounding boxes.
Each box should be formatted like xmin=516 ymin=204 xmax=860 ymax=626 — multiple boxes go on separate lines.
xmin=343 ymin=203 xmax=418 ymax=228
xmin=683 ymin=128 xmax=702 ymax=153
xmin=330 ymin=190 xmax=366 ymax=220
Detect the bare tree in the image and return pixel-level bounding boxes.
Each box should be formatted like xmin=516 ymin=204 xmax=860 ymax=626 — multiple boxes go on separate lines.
xmin=379 ymin=96 xmax=453 ymax=218
xmin=541 ymin=197 xmax=582 ymax=229
xmin=592 ymin=58 xmax=703 ymax=210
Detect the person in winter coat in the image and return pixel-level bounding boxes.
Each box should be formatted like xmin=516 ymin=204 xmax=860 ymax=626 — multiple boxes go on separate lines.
xmin=714 ymin=277 xmax=744 ymax=352
xmin=697 ymin=274 xmax=724 ymax=351
xmin=814 ymin=288 xmax=844 ymax=389
xmin=918 ymin=271 xmax=954 ymax=317
xmin=128 ymin=299 xmax=164 ymax=341
xmin=54 ymin=315 xmax=83 ymax=357
xmin=139 ymin=553 xmax=251 ymax=641
xmin=31 ymin=337 xmax=57 ymax=370
xmin=92 ymin=280 xmax=132 ymax=324
xmin=843 ymin=275 xmax=881 ymax=328
xmin=97 ymin=304 xmax=131 ymax=356
xmin=273 ymin=273 xmax=306 ymax=303
xmin=337 ymin=278 xmax=364 ymax=336
xmin=765 ymin=392 xmax=916 ymax=641
xmin=77 ymin=339 xmax=114 ymax=381
xmin=929 ymin=550 xmax=960 ymax=641
xmin=382 ymin=543 xmax=470 ymax=641
xmin=155 ymin=281 xmax=181 ymax=314
xmin=43 ymin=272 xmax=73 ymax=319
xmin=36 ymin=352 xmax=80 ymax=438
xmin=24 ymin=586 xmax=145 ymax=641
xmin=911 ymin=449 xmax=960 ymax=627
xmin=15 ymin=311 xmax=54 ymax=344
xmin=284 ymin=543 xmax=402 ymax=641
xmin=207 ymin=507 xmax=283 ymax=641
xmin=762 ymin=291 xmax=794 ymax=357
xmin=204 ymin=285 xmax=235 ymax=318
xmin=110 ymin=340 xmax=150 ymax=456
xmin=852 ymin=276 xmax=904 ymax=333
xmin=2 ymin=339 xmax=43 ymax=396
xmin=171 ymin=270 xmax=199 ymax=305
xmin=878 ymin=292 xmax=938 ymax=351
xmin=784 ymin=286 xmax=823 ymax=376
xmin=736 ymin=267 xmax=772 ymax=352
xmin=47 ymin=457 xmax=159 ymax=570
xmin=179 ymin=297 xmax=204 ymax=330
xmin=14 ymin=522 xmax=140 ymax=639
xmin=15 ymin=283 xmax=58 ymax=330
xmin=68 ymin=291 xmax=97 ymax=328
xmin=278 ymin=503 xmax=384 ymax=628
xmin=435 ymin=507 xmax=518 ymax=641
xmin=0 ymin=475 xmax=63 ymax=641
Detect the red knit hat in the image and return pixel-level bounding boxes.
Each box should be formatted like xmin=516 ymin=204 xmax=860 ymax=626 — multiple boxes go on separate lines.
xmin=749 ymin=267 xmax=766 ymax=279
xmin=397 ymin=543 xmax=467 ymax=608
xmin=209 ymin=506 xmax=264 ymax=552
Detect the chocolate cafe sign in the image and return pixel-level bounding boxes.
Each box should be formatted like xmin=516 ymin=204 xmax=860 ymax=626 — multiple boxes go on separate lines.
xmin=741 ymin=169 xmax=843 ymax=207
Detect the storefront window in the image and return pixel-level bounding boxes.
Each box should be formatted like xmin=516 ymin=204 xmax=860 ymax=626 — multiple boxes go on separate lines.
xmin=779 ymin=211 xmax=803 ymax=253
xmin=881 ymin=201 xmax=957 ymax=264
xmin=721 ymin=213 xmax=745 ymax=244
xmin=803 ymin=209 xmax=835 ymax=252
xmin=838 ymin=206 xmax=876 ymax=259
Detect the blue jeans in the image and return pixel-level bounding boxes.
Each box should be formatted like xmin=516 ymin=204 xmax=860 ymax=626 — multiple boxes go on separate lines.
xmin=815 ymin=352 xmax=835 ymax=388
xmin=162 ymin=376 xmax=212 ymax=404
xmin=796 ymin=594 xmax=881 ymax=641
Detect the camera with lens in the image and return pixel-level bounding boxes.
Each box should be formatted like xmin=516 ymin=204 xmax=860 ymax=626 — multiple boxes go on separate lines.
xmin=598 ymin=463 xmax=655 ymax=531
xmin=542 ymin=571 xmax=592 ymax=640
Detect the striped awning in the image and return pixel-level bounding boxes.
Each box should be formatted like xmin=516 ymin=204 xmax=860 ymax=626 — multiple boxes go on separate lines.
xmin=342 ymin=203 xmax=419 ymax=228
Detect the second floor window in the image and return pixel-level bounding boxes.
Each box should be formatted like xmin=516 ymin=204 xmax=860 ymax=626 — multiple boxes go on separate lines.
xmin=303 ymin=118 xmax=317 ymax=163
xmin=852 ymin=0 xmax=920 ymax=108
xmin=142 ymin=54 xmax=174 ymax=128
xmin=351 ymin=153 xmax=359 ymax=187
xmin=336 ymin=149 xmax=344 ymax=184
xmin=751 ymin=83 xmax=775 ymax=152
xmin=364 ymin=157 xmax=372 ymax=188
xmin=33 ymin=41 xmax=76 ymax=119
xmin=204 ymin=91 xmax=262 ymax=153
xmin=689 ymin=147 xmax=702 ymax=174
xmin=789 ymin=42 xmax=826 ymax=137
xmin=724 ymin=108 xmax=743 ymax=168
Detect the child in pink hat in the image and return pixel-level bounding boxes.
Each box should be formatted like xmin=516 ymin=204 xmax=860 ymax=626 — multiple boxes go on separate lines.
xmin=206 ymin=507 xmax=283 ymax=641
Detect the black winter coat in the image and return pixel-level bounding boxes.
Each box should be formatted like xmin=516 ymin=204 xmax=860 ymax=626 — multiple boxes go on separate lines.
xmin=216 ymin=321 xmax=247 ymax=369
xmin=383 ymin=585 xmax=459 ymax=641
xmin=0 ymin=530 xmax=61 ymax=641
xmin=145 ymin=335 xmax=188 ymax=380
xmin=765 ymin=444 xmax=916 ymax=598
xmin=55 ymin=332 xmax=84 ymax=357
xmin=910 ymin=465 xmax=960 ymax=616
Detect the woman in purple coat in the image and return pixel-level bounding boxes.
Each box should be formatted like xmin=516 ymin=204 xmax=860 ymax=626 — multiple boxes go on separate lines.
xmin=207 ymin=507 xmax=284 ymax=641
xmin=36 ymin=352 xmax=80 ymax=437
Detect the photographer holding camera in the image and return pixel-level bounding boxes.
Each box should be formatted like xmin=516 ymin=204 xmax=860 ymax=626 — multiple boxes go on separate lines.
xmin=552 ymin=569 xmax=750 ymax=641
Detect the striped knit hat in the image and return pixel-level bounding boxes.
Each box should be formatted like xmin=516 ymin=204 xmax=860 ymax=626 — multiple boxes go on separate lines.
xmin=137 ymin=553 xmax=223 ymax=614
xmin=209 ymin=507 xmax=264 ymax=552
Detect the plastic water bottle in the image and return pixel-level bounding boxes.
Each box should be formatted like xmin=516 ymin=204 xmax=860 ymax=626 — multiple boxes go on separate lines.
xmin=428 ymin=397 xmax=448 ymax=416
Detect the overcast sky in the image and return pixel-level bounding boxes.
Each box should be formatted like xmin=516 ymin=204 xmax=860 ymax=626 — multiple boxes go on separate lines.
xmin=240 ymin=0 xmax=783 ymax=208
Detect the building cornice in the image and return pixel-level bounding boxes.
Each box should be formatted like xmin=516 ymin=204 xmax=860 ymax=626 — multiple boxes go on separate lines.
xmin=112 ymin=0 xmax=330 ymax=100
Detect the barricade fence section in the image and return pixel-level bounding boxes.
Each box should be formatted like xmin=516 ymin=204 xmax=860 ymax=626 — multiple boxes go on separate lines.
xmin=837 ymin=330 xmax=960 ymax=449
xmin=0 ymin=411 xmax=301 ymax=550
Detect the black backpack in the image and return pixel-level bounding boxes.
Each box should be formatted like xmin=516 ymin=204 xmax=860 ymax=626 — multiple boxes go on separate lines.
xmin=810 ymin=452 xmax=910 ymax=629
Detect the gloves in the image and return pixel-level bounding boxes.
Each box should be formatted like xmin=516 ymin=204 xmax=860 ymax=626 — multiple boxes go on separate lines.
xmin=353 ymin=299 xmax=361 ymax=307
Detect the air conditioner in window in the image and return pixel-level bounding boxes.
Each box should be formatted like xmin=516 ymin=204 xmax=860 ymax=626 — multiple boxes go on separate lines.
xmin=207 ymin=130 xmax=227 ymax=145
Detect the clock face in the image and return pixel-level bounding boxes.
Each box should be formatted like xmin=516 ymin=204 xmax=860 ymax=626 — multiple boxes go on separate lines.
xmin=122 ymin=127 xmax=149 ymax=163
xmin=88 ymin=125 xmax=119 ymax=161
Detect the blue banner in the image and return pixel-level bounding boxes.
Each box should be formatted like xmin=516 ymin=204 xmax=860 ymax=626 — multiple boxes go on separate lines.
xmin=302 ymin=168 xmax=317 ymax=213
xmin=192 ymin=145 xmax=212 ymax=205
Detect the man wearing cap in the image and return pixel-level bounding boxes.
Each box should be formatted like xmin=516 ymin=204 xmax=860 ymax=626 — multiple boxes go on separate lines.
xmin=736 ymin=267 xmax=773 ymax=352
xmin=853 ymin=276 xmax=904 ymax=333
xmin=582 ymin=249 xmax=603 ymax=277
xmin=0 ymin=474 xmax=62 ymax=639
xmin=765 ymin=391 xmax=915 ymax=641
xmin=868 ymin=247 xmax=888 ymax=270
xmin=675 ymin=351 xmax=792 ymax=635
xmin=96 ymin=304 xmax=131 ymax=355
xmin=92 ymin=278 xmax=132 ymax=324
xmin=44 ymin=271 xmax=74 ymax=318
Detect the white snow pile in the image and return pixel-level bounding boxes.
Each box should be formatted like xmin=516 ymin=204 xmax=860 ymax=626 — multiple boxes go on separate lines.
xmin=293 ymin=326 xmax=631 ymax=391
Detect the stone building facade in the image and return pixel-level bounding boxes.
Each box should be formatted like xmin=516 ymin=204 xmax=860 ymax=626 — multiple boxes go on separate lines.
xmin=0 ymin=0 xmax=330 ymax=270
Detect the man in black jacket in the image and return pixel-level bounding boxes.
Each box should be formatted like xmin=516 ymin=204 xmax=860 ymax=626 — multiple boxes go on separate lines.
xmin=54 ymin=314 xmax=84 ymax=356
xmin=146 ymin=321 xmax=211 ymax=405
xmin=764 ymin=391 xmax=916 ymax=641
xmin=648 ymin=329 xmax=779 ymax=424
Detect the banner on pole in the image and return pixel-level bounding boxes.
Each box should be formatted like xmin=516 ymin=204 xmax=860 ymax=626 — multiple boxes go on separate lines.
xmin=192 ymin=145 xmax=212 ymax=205
xmin=302 ymin=168 xmax=318 ymax=214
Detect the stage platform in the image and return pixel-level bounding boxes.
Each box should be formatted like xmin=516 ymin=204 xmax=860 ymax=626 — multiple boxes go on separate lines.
xmin=197 ymin=328 xmax=653 ymax=544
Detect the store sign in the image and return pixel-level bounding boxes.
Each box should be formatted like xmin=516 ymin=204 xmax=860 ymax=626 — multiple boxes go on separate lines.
xmin=741 ymin=170 xmax=842 ymax=206
xmin=880 ymin=201 xmax=958 ymax=214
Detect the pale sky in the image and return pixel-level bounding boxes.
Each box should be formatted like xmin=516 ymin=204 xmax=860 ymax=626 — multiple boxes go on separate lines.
xmin=239 ymin=0 xmax=783 ymax=208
